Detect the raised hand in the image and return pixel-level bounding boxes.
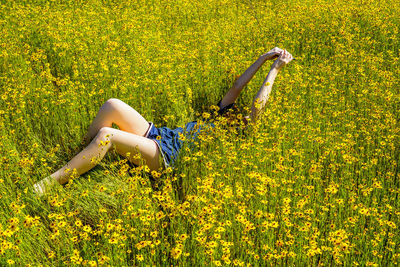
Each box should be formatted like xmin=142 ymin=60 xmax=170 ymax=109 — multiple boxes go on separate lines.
xmin=261 ymin=47 xmax=285 ymax=60
xmin=273 ymin=49 xmax=293 ymax=70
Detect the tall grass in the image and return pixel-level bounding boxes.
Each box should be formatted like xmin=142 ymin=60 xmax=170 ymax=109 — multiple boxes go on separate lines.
xmin=0 ymin=0 xmax=399 ymax=265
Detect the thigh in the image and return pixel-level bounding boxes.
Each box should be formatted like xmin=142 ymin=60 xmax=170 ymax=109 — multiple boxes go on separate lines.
xmin=105 ymin=98 xmax=150 ymax=136
xmin=105 ymin=127 xmax=161 ymax=171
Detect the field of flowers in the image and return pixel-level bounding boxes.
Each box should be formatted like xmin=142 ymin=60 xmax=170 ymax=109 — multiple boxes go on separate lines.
xmin=0 ymin=0 xmax=399 ymax=265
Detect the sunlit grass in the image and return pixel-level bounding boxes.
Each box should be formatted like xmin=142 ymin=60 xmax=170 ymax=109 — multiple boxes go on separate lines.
xmin=0 ymin=0 xmax=399 ymax=265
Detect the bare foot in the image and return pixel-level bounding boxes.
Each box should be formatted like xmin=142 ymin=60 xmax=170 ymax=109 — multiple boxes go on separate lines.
xmin=32 ymin=176 xmax=59 ymax=196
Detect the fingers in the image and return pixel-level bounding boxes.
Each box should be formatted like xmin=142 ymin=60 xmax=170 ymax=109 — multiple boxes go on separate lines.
xmin=278 ymin=49 xmax=293 ymax=61
xmin=267 ymin=47 xmax=283 ymax=55
xmin=274 ymin=49 xmax=294 ymax=69
xmin=266 ymin=47 xmax=294 ymax=62
xmin=277 ymin=50 xmax=285 ymax=59
xmin=272 ymin=47 xmax=284 ymax=54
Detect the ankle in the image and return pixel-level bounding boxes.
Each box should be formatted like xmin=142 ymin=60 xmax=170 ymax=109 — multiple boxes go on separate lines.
xmin=33 ymin=176 xmax=59 ymax=196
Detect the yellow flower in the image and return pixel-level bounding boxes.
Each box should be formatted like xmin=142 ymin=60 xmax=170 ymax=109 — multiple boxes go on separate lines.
xmin=136 ymin=254 xmax=144 ymax=261
xmin=180 ymin=234 xmax=188 ymax=241
xmin=171 ymin=247 xmax=182 ymax=259
xmin=83 ymin=225 xmax=92 ymax=232
xmin=57 ymin=221 xmax=67 ymax=228
xmin=47 ymin=251 xmax=55 ymax=259
xmin=213 ymin=260 xmax=222 ymax=266
xmin=202 ymin=112 xmax=211 ymax=119
xmin=150 ymin=231 xmax=158 ymax=238
xmin=109 ymin=237 xmax=118 ymax=244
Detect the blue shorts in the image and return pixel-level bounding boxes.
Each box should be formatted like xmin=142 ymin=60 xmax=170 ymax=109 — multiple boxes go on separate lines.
xmin=145 ymin=101 xmax=236 ymax=168
xmin=145 ymin=121 xmax=212 ymax=168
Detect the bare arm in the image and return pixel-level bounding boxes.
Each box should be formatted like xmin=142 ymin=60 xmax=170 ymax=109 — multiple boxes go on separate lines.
xmin=250 ymin=50 xmax=293 ymax=121
xmin=219 ymin=47 xmax=284 ymax=109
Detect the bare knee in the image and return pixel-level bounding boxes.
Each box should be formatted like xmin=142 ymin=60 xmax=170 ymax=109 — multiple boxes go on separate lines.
xmin=93 ymin=127 xmax=115 ymax=146
xmin=104 ymin=98 xmax=124 ymax=109
xmin=99 ymin=98 xmax=122 ymax=115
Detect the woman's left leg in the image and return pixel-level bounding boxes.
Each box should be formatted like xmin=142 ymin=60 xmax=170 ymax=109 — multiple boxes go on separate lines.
xmin=33 ymin=127 xmax=161 ymax=195
xmin=81 ymin=98 xmax=151 ymax=146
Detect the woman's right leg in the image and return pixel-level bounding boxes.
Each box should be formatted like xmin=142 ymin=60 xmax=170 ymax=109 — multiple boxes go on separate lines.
xmin=82 ymin=98 xmax=150 ymax=146
xmin=62 ymin=127 xmax=161 ymax=184
xmin=33 ymin=127 xmax=161 ymax=196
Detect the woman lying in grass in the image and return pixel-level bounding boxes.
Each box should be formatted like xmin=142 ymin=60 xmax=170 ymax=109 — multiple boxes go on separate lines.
xmin=33 ymin=48 xmax=293 ymax=196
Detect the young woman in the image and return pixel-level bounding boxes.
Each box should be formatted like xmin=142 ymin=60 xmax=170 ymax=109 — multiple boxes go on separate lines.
xmin=33 ymin=48 xmax=293 ymax=196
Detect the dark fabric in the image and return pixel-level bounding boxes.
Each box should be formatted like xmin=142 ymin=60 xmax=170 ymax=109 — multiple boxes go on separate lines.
xmin=217 ymin=100 xmax=236 ymax=116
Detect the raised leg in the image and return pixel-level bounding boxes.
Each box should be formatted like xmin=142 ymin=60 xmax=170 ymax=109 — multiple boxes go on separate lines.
xmin=33 ymin=127 xmax=161 ymax=196
xmin=82 ymin=98 xmax=150 ymax=146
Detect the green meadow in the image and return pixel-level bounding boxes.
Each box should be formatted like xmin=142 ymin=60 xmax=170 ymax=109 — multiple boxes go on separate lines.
xmin=0 ymin=0 xmax=399 ymax=265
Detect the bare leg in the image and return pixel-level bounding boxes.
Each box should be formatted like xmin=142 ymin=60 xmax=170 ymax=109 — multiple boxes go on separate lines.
xmin=82 ymin=98 xmax=150 ymax=146
xmin=219 ymin=47 xmax=284 ymax=109
xmin=33 ymin=127 xmax=161 ymax=195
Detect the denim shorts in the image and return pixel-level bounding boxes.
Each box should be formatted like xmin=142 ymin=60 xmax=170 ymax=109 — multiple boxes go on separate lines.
xmin=145 ymin=101 xmax=236 ymax=168
xmin=145 ymin=121 xmax=212 ymax=168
